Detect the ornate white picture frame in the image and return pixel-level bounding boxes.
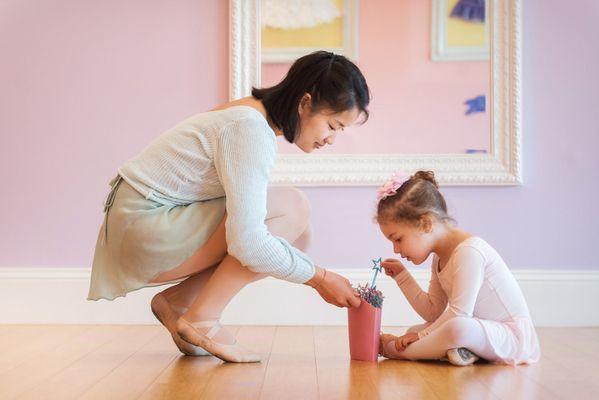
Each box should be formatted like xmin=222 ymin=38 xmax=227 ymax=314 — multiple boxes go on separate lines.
xmin=229 ymin=0 xmax=522 ymax=186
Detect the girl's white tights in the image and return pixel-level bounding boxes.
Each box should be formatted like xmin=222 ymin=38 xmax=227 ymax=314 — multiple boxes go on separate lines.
xmin=383 ymin=317 xmax=498 ymax=362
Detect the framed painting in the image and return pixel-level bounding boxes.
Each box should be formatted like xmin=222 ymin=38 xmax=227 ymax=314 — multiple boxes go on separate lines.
xmin=261 ymin=0 xmax=359 ymax=63
xmin=431 ymin=0 xmax=490 ymax=61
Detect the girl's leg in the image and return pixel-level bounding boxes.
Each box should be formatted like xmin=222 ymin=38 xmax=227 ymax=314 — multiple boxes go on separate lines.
xmin=381 ymin=317 xmax=498 ymax=362
xmin=404 ymin=322 xmax=433 ymax=334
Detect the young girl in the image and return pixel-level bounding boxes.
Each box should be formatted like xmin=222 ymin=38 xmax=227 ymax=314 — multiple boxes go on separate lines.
xmin=376 ymin=171 xmax=540 ymax=366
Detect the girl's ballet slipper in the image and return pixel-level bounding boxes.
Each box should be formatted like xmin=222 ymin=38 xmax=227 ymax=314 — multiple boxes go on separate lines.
xmin=150 ymin=293 xmax=210 ymax=356
xmin=446 ymin=348 xmax=480 ymax=366
xmin=176 ymin=318 xmax=261 ymax=363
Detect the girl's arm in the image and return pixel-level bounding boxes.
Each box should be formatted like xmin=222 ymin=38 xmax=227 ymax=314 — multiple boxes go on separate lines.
xmin=394 ymin=263 xmax=448 ymax=322
xmin=417 ymin=246 xmax=486 ymax=339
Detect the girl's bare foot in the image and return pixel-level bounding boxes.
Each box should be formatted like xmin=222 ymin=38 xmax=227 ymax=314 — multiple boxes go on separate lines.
xmin=379 ymin=332 xmax=402 ymax=358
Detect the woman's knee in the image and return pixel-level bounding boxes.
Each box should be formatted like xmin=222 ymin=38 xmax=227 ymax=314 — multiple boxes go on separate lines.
xmin=292 ymin=223 xmax=312 ymax=251
xmin=266 ymin=187 xmax=311 ymax=239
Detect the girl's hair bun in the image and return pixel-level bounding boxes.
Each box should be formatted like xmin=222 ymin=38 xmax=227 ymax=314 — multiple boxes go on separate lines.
xmin=413 ymin=170 xmax=439 ymax=189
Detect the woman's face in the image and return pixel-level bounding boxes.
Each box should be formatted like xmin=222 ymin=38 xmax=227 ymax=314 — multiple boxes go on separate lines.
xmin=294 ymin=94 xmax=362 ymax=153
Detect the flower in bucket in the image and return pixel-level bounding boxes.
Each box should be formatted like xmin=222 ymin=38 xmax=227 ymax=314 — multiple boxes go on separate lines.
xmin=354 ymin=258 xmax=384 ymax=308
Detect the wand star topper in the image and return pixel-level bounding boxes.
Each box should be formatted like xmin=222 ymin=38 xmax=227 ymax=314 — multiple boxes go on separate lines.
xmin=370 ymin=257 xmax=383 ymax=288
xmin=353 ymin=257 xmax=385 ymax=308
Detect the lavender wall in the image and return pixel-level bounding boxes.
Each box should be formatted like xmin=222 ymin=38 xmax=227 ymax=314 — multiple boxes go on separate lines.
xmin=1 ymin=1 xmax=597 ymax=270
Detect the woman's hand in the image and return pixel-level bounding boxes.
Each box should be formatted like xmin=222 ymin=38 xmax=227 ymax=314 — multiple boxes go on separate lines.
xmin=381 ymin=258 xmax=407 ymax=278
xmin=306 ymin=267 xmax=361 ymax=308
xmin=394 ymin=332 xmax=420 ymax=351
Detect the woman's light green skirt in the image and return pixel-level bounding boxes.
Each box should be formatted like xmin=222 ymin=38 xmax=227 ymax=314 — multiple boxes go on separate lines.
xmin=88 ymin=175 xmax=226 ymax=301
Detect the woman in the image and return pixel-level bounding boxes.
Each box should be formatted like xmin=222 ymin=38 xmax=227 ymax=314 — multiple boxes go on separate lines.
xmin=88 ymin=51 xmax=371 ymax=363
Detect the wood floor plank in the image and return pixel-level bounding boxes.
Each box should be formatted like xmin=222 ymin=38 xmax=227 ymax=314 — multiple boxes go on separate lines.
xmin=259 ymin=327 xmax=318 ymax=400
xmin=377 ymin=326 xmax=441 ymax=400
xmin=519 ymin=329 xmax=599 ymax=399
xmin=0 ymin=325 xmax=127 ymax=399
xmin=16 ymin=325 xmax=160 ymax=400
xmin=138 ymin=326 xmax=240 ymax=399
xmin=461 ymin=363 xmax=559 ymax=400
xmin=383 ymin=326 xmax=498 ymax=400
xmin=376 ymin=359 xmax=442 ymax=400
xmin=574 ymin=327 xmax=599 ymax=341
xmin=199 ymin=326 xmax=276 ymax=400
xmin=313 ymin=326 xmax=358 ymax=400
xmin=314 ymin=326 xmax=439 ymax=400
xmin=78 ymin=328 xmax=181 ymax=400
xmin=0 ymin=325 xmax=90 ymax=374
xmin=0 ymin=325 xmax=597 ymax=399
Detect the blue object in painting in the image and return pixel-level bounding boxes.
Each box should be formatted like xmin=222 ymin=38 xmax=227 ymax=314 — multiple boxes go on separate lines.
xmin=465 ymin=95 xmax=485 ymax=115
xmin=450 ymin=0 xmax=485 ymax=23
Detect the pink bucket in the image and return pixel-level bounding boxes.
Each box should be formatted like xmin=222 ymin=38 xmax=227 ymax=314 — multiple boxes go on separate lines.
xmin=348 ymin=301 xmax=382 ymax=361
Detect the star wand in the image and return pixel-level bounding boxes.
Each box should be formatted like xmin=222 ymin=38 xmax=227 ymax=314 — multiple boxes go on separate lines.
xmin=370 ymin=257 xmax=383 ymax=288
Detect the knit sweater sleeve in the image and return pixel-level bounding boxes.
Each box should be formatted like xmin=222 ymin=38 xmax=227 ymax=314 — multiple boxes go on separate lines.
xmin=213 ymin=117 xmax=315 ymax=283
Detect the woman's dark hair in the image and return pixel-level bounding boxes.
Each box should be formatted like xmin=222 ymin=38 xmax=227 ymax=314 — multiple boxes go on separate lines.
xmin=376 ymin=171 xmax=455 ymax=227
xmin=252 ymin=51 xmax=370 ymax=143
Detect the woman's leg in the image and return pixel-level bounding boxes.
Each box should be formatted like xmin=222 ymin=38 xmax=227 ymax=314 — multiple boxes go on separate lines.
xmin=159 ymin=267 xmax=217 ymax=312
xmin=150 ymin=216 xmax=228 ymax=284
xmin=177 ymin=188 xmax=311 ymax=342
xmin=381 ymin=317 xmax=498 ymax=362
xmin=151 ymin=186 xmax=310 ymax=285
xmin=152 ymin=187 xmax=310 ymax=349
xmin=174 ymin=188 xmax=311 ymax=362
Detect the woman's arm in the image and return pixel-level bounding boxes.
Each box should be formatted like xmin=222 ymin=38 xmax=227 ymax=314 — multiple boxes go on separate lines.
xmin=213 ymin=117 xmax=315 ymax=283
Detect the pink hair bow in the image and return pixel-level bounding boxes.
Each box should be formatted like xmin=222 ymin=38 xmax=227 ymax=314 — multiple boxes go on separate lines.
xmin=377 ymin=172 xmax=409 ymax=201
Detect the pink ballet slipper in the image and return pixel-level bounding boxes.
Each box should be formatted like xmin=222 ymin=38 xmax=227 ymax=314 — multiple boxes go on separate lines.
xmin=150 ymin=293 xmax=210 ymax=357
xmin=176 ymin=318 xmax=261 ymax=363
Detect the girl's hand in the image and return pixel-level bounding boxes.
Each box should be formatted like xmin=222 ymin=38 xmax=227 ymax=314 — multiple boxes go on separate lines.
xmin=307 ymin=267 xmax=361 ymax=308
xmin=394 ymin=332 xmax=420 ymax=351
xmin=381 ymin=258 xmax=407 ymax=278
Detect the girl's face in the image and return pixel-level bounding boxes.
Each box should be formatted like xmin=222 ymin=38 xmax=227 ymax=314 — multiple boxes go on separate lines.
xmin=378 ymin=218 xmax=436 ymax=265
xmin=294 ymin=94 xmax=362 ymax=153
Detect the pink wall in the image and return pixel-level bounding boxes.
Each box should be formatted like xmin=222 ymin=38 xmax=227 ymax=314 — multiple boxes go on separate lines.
xmin=0 ymin=0 xmax=228 ymax=266
xmin=1 ymin=1 xmax=597 ymax=271
xmin=263 ymin=0 xmax=490 ymax=154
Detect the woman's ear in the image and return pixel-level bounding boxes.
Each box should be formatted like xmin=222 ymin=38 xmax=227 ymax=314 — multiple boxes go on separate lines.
xmin=298 ymin=93 xmax=312 ymax=116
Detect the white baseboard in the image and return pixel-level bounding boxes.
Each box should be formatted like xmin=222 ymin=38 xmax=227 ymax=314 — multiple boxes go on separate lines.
xmin=1 ymin=268 xmax=598 ymax=326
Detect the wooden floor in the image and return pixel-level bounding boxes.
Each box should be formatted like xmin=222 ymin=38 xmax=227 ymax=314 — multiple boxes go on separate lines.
xmin=0 ymin=325 xmax=598 ymax=400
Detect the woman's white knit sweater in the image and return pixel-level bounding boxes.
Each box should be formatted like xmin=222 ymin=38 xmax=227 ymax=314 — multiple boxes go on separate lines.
xmin=118 ymin=106 xmax=315 ymax=284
